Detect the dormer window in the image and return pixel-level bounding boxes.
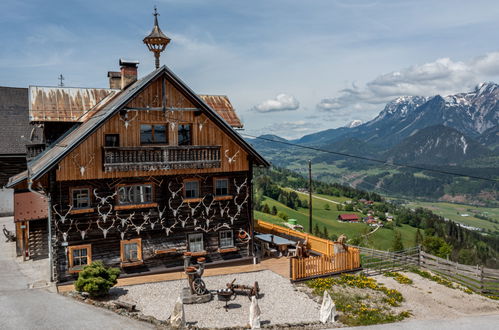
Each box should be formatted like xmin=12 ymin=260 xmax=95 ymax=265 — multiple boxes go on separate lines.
xmin=141 ymin=124 xmax=167 ymax=145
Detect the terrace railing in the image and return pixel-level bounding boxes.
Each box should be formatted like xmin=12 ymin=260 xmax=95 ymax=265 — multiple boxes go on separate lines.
xmin=102 ymin=145 xmax=221 ymax=172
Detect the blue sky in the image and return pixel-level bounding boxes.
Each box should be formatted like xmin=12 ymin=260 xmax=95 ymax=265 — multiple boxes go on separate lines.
xmin=1 ymin=0 xmax=499 ymax=139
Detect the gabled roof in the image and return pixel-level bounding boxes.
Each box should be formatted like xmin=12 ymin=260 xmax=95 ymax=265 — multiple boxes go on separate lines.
xmin=338 ymin=214 xmax=360 ymax=220
xmin=0 ymin=87 xmax=30 ymax=155
xmin=21 ymin=65 xmax=268 ymax=183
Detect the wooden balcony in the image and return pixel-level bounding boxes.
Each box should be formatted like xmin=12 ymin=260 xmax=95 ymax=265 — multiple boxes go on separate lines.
xmin=102 ymin=146 xmax=221 ymax=172
xmin=26 ymin=143 xmax=47 ymax=161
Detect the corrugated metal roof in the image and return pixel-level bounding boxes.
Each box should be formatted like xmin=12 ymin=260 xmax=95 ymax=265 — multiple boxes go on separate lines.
xmin=29 ymin=86 xmax=120 ymax=122
xmin=198 ymin=95 xmax=243 ymax=128
xmin=22 ymin=65 xmax=268 ymax=183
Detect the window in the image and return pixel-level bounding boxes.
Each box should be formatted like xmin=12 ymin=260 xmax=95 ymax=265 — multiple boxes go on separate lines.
xmin=68 ymin=244 xmax=92 ymax=271
xmin=140 ymin=124 xmax=168 ymax=144
xmin=118 ymin=184 xmax=153 ymax=205
xmin=219 ymin=230 xmax=234 ymax=248
xmin=120 ymin=238 xmax=142 ymax=263
xmin=188 ymin=233 xmax=204 ymax=252
xmin=104 ymin=134 xmax=120 ymax=147
xmin=178 ymin=124 xmax=192 ymax=145
xmin=215 ymin=178 xmax=229 ymax=196
xmin=71 ymin=188 xmax=90 ymax=209
xmin=184 ymin=180 xmax=199 ymax=199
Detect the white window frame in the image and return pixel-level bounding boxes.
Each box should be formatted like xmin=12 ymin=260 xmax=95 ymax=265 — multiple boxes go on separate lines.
xmin=71 ymin=188 xmax=90 ymax=209
xmin=219 ymin=230 xmax=234 ymax=248
xmin=118 ymin=184 xmax=153 ymax=205
xmin=188 ymin=233 xmax=204 ymax=252
xmin=215 ymin=178 xmax=229 ymax=196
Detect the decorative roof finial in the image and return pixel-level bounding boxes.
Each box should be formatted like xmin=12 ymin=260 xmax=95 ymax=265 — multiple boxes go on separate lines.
xmin=143 ymin=6 xmax=171 ymax=69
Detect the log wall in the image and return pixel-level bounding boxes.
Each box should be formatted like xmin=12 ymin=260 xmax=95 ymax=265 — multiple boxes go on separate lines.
xmin=51 ymin=171 xmax=252 ymax=282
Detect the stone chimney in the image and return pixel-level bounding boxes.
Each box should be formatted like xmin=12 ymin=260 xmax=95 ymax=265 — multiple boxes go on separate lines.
xmin=119 ymin=59 xmax=139 ymax=89
xmin=107 ymin=71 xmax=121 ymax=89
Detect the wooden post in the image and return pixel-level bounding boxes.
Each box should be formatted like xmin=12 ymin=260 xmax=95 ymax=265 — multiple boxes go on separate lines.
xmin=308 ymin=160 xmax=312 ymax=234
xmin=480 ymin=265 xmax=484 ymax=293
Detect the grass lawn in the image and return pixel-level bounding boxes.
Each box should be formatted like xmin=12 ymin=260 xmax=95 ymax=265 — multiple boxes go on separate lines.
xmin=406 ymin=200 xmax=499 ymax=232
xmin=256 ymin=194 xmax=419 ymax=251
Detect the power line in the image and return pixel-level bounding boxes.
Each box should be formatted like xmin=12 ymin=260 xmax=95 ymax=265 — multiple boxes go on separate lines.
xmin=242 ymin=133 xmax=499 ymax=183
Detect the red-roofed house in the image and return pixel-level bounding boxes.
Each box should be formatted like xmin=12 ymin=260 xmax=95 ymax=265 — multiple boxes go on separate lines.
xmin=338 ymin=214 xmax=360 ymax=222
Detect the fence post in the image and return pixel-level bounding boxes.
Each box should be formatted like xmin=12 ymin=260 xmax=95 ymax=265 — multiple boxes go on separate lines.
xmin=480 ymin=265 xmax=484 ymax=293
xmin=417 ymin=245 xmax=421 ymax=267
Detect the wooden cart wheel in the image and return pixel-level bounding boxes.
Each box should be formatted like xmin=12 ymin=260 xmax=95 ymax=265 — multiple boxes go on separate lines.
xmin=192 ymin=278 xmax=206 ymax=295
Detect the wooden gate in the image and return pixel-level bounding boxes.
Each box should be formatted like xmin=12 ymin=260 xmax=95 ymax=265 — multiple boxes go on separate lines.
xmin=290 ymin=248 xmax=361 ymax=281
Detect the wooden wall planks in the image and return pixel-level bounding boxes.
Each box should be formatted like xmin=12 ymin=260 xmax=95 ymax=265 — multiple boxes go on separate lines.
xmin=55 ymin=75 xmax=249 ymax=181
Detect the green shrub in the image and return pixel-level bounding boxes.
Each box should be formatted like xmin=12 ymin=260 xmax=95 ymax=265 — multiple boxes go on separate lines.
xmin=75 ymin=261 xmax=120 ymax=297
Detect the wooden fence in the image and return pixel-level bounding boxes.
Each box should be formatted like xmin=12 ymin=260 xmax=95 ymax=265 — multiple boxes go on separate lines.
xmin=356 ymin=246 xmax=420 ymax=276
xmin=420 ymin=251 xmax=499 ymax=295
xmin=290 ymin=249 xmax=361 ymax=281
xmin=254 ymin=219 xmax=339 ymax=256
xmin=255 ymin=219 xmax=361 ymax=281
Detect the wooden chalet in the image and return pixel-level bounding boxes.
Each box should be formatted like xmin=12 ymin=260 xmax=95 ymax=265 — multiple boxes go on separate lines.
xmin=7 ymin=12 xmax=269 ymax=283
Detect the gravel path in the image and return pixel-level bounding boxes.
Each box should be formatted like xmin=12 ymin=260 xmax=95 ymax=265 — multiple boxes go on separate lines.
xmin=374 ymin=271 xmax=499 ymax=320
xmin=110 ymin=270 xmax=321 ymax=328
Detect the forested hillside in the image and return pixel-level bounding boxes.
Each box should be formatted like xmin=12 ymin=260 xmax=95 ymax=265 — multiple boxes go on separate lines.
xmin=254 ymin=167 xmax=499 ymax=268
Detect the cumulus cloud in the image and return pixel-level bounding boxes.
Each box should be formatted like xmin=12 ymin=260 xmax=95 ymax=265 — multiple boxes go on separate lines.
xmin=252 ymin=93 xmax=300 ymax=112
xmin=317 ymin=52 xmax=499 ymax=112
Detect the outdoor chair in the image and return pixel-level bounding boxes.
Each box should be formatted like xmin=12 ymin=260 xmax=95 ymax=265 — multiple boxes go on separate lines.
xmin=263 ymin=242 xmax=278 ymax=257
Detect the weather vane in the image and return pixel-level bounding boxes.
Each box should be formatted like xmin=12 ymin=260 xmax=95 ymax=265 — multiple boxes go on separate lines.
xmin=143 ymin=6 xmax=171 ymax=68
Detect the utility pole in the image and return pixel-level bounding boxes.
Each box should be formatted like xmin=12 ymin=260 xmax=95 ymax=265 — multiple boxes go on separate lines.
xmin=308 ymin=160 xmax=313 ymax=233
xmin=58 ymin=74 xmax=65 ymax=87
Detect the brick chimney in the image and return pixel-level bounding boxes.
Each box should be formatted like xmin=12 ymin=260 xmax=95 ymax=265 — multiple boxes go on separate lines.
xmin=119 ymin=59 xmax=139 ymax=89
xmin=107 ymin=71 xmax=121 ymax=89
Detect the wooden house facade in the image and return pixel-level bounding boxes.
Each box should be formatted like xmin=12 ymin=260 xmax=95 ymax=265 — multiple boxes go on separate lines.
xmin=8 ymin=61 xmax=268 ymax=283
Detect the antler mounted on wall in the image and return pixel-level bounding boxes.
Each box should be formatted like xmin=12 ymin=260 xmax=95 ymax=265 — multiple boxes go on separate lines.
xmin=71 ymin=153 xmax=95 ymax=177
xmin=224 ymin=150 xmax=240 ymax=165
xmin=119 ymin=110 xmax=139 ymax=129
xmin=93 ymin=189 xmax=117 ymax=206
xmin=75 ymin=220 xmax=92 ymax=240
xmin=52 ymin=205 xmax=73 ymax=224
xmin=97 ymin=218 xmax=115 ymax=239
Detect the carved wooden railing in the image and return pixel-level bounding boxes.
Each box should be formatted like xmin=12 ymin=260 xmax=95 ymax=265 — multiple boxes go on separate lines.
xmin=26 ymin=143 xmax=47 ymax=161
xmin=102 ymin=146 xmax=221 ymax=172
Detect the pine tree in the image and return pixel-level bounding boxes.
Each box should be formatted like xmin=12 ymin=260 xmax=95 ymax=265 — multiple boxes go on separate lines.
xmin=323 ymin=226 xmax=330 ymax=240
xmin=324 ymin=203 xmax=330 ymax=211
xmin=392 ymin=230 xmax=404 ymax=251
xmin=313 ymin=223 xmax=321 ymax=237
xmin=271 ymin=206 xmax=278 ymax=215
xmin=262 ymin=204 xmax=270 ymax=214
xmin=415 ymin=228 xmax=423 ymax=246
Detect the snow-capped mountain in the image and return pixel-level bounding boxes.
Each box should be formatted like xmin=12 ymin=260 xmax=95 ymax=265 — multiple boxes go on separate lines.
xmin=386 ymin=125 xmax=492 ymax=165
xmin=346 ymin=119 xmax=363 ymax=128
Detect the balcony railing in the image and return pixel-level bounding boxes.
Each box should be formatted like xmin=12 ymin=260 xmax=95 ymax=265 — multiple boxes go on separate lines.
xmin=26 ymin=143 xmax=47 ymax=161
xmin=102 ymin=146 xmax=221 ymax=172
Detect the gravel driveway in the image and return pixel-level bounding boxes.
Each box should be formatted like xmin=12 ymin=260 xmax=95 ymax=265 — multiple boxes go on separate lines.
xmin=111 ymin=270 xmax=321 ymax=328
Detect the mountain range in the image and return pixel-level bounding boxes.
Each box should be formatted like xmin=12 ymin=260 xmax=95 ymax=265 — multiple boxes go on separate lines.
xmin=248 ymin=82 xmax=499 ymax=203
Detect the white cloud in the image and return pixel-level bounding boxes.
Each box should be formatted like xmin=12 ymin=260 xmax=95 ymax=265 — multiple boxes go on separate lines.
xmin=252 ymin=93 xmax=300 ymax=112
xmin=317 ymin=52 xmax=499 ymax=112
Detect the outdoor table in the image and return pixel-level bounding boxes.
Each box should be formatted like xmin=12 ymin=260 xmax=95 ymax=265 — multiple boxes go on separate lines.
xmin=255 ymin=234 xmax=296 ymax=257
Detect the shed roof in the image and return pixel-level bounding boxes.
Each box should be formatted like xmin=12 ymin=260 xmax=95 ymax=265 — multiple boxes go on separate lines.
xmin=198 ymin=95 xmax=243 ymax=128
xmin=0 ymin=87 xmax=30 ymax=155
xmin=29 ymin=86 xmax=120 ymax=122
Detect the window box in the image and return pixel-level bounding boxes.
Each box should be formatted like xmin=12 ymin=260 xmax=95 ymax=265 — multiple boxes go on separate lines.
xmin=68 ymin=244 xmax=92 ymax=273
xmin=218 ymin=247 xmax=238 ymax=253
xmin=154 ymin=248 xmax=178 ymax=255
xmin=120 ymin=260 xmax=144 ymax=268
xmin=190 ymin=250 xmax=207 ymax=257
xmin=114 ymin=202 xmax=158 ymax=211
xmin=214 ymin=195 xmax=233 ymax=201
xmin=70 ymin=208 xmax=94 ymax=215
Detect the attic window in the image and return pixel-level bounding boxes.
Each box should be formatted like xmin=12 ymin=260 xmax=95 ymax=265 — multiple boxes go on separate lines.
xmin=178 ymin=124 xmax=192 ymax=145
xmin=141 ymin=124 xmax=167 ymax=144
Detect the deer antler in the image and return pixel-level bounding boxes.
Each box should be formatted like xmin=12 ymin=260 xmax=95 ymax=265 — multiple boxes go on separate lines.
xmin=234 ymin=178 xmax=248 ymax=195
xmin=168 ymin=182 xmax=184 ymax=199
xmin=97 ymin=219 xmax=115 ymax=239
xmin=97 ymin=204 xmax=113 ymax=223
xmin=225 ymin=150 xmax=240 ymax=164
xmin=119 ymin=110 xmax=138 ymax=129
xmin=93 ymin=189 xmax=117 ymax=206
xmin=75 ymin=220 xmax=92 ymax=240
xmin=169 ymin=198 xmax=185 ymax=217
xmin=52 ymin=204 xmax=73 ymax=224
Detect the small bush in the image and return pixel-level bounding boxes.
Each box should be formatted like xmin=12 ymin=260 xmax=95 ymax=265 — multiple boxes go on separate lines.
xmin=75 ymin=261 xmax=120 ymax=297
